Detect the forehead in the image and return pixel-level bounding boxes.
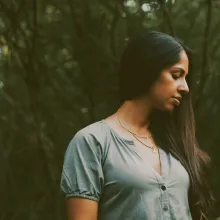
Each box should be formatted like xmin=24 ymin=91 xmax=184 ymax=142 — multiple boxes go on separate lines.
xmin=170 ymin=50 xmax=189 ymax=74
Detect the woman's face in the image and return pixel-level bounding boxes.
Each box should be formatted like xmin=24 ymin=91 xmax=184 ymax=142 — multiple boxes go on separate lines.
xmin=147 ymin=50 xmax=189 ymax=112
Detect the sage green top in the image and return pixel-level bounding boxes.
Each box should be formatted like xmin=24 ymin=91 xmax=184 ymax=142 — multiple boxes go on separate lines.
xmin=60 ymin=120 xmax=192 ymax=220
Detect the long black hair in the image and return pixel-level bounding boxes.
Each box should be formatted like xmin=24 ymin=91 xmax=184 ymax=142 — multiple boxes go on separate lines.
xmin=118 ymin=30 xmax=213 ymax=219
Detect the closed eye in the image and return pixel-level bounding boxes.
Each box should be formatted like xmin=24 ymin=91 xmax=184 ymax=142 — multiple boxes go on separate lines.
xmin=172 ymin=74 xmax=180 ymax=80
xmin=171 ymin=71 xmax=181 ymax=80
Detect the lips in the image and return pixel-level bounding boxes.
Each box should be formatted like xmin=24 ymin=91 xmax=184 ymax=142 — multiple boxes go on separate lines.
xmin=172 ymin=96 xmax=182 ymax=106
xmin=173 ymin=98 xmax=180 ymax=105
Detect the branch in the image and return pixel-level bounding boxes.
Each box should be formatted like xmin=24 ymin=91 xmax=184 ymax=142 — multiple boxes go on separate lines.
xmin=187 ymin=9 xmax=202 ymax=41
xmin=24 ymin=0 xmax=38 ymax=76
xmin=98 ymin=0 xmax=127 ymax=15
xmin=31 ymin=0 xmax=37 ymax=57
xmin=0 ymin=0 xmax=31 ymax=50
xmin=108 ymin=3 xmax=123 ymax=58
xmin=212 ymin=37 xmax=220 ymax=59
xmin=67 ymin=0 xmax=85 ymax=43
xmin=194 ymin=0 xmax=212 ymax=109
xmin=66 ymin=0 xmax=96 ymax=123
xmin=157 ymin=0 xmax=175 ymax=36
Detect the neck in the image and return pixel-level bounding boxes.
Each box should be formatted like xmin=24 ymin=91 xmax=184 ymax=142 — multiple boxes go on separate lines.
xmin=116 ymin=98 xmax=152 ymax=134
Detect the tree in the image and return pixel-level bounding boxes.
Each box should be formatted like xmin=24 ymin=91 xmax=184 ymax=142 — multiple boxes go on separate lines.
xmin=0 ymin=0 xmax=219 ymax=219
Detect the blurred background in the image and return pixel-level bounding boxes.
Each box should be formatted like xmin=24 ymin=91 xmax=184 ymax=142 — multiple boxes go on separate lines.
xmin=0 ymin=0 xmax=219 ymax=219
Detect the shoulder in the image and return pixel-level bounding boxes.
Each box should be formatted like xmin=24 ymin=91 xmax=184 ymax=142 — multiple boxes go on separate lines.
xmin=74 ymin=120 xmax=108 ymax=143
xmin=66 ymin=120 xmax=110 ymax=156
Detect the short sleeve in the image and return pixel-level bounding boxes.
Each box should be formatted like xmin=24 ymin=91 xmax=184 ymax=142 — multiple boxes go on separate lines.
xmin=60 ymin=131 xmax=104 ymax=201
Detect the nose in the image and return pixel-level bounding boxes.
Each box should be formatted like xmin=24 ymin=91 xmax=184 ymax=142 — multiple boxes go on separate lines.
xmin=178 ymin=79 xmax=189 ymax=94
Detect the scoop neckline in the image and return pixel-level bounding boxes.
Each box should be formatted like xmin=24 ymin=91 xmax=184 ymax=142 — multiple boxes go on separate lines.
xmin=101 ymin=119 xmax=165 ymax=180
xmin=101 ymin=119 xmax=134 ymax=144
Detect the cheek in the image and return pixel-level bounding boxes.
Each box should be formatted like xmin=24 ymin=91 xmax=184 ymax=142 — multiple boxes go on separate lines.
xmin=147 ymin=74 xmax=177 ymax=111
xmin=148 ymin=87 xmax=166 ymax=107
xmin=149 ymin=88 xmax=175 ymax=111
xmin=148 ymin=79 xmax=175 ymax=107
xmin=151 ymin=76 xmax=175 ymax=97
xmin=150 ymin=82 xmax=168 ymax=100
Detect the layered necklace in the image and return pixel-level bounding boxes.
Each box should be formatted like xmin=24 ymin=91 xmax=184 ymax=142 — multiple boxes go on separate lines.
xmin=116 ymin=115 xmax=158 ymax=153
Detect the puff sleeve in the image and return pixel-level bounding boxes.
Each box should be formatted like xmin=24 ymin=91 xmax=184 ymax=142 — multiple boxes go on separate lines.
xmin=60 ymin=130 xmax=104 ymax=201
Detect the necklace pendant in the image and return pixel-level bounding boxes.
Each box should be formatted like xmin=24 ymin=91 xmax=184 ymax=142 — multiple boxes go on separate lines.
xmin=152 ymin=147 xmax=157 ymax=153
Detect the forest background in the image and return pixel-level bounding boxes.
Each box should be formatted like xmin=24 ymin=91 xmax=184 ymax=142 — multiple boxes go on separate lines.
xmin=0 ymin=0 xmax=220 ymax=219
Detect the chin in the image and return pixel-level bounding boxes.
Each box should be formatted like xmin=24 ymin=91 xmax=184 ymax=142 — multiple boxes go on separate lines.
xmin=158 ymin=104 xmax=176 ymax=112
xmin=153 ymin=101 xmax=178 ymax=112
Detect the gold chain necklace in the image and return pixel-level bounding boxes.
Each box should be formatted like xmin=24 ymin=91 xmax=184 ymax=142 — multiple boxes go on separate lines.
xmin=115 ymin=115 xmax=152 ymax=139
xmin=116 ymin=115 xmax=158 ymax=153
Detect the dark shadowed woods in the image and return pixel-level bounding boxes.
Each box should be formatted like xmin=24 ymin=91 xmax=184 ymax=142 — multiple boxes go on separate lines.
xmin=0 ymin=0 xmax=220 ymax=219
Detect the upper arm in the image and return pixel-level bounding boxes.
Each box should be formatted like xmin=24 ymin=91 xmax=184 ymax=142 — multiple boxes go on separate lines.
xmin=67 ymin=197 xmax=98 ymax=220
xmin=60 ymin=131 xmax=104 ymax=218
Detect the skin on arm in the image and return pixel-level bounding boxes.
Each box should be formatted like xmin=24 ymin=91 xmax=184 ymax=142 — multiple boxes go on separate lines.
xmin=67 ymin=197 xmax=99 ymax=220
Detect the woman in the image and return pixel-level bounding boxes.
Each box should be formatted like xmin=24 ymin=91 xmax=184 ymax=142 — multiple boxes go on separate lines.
xmin=60 ymin=31 xmax=212 ymax=220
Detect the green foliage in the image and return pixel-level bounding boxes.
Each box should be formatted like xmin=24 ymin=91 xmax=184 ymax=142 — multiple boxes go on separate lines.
xmin=0 ymin=0 xmax=219 ymax=219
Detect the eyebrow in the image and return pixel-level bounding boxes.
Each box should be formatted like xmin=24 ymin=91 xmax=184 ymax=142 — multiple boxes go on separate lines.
xmin=171 ymin=67 xmax=188 ymax=75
